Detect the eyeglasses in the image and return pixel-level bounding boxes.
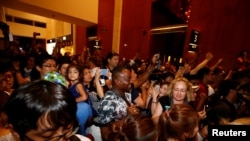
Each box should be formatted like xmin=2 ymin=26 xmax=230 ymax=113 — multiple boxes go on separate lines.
xmin=42 ymin=64 xmax=57 ymax=68
xmin=45 ymin=126 xmax=79 ymax=141
xmin=25 ymin=125 xmax=79 ymax=141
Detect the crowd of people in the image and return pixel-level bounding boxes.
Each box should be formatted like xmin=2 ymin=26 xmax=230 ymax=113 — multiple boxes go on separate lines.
xmin=0 ymin=43 xmax=250 ymax=141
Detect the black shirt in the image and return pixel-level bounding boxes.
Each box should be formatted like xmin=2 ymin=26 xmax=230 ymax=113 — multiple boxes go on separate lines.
xmin=207 ymin=98 xmax=237 ymax=124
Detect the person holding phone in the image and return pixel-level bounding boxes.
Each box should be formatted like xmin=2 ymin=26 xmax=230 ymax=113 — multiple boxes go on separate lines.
xmin=128 ymin=54 xmax=162 ymax=112
xmin=102 ymin=52 xmax=120 ymax=89
xmin=151 ymin=77 xmax=194 ymax=127
xmin=148 ymin=81 xmax=169 ymax=115
xmin=99 ymin=69 xmax=110 ymax=87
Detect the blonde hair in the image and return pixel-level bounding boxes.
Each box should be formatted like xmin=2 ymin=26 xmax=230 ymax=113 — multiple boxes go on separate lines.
xmin=166 ymin=77 xmax=193 ymax=102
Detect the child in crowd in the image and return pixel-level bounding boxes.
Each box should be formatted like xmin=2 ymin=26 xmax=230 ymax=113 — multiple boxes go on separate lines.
xmin=67 ymin=64 xmax=93 ymax=136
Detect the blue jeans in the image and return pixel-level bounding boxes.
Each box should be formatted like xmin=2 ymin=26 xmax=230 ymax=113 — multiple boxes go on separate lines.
xmin=76 ymin=102 xmax=93 ymax=136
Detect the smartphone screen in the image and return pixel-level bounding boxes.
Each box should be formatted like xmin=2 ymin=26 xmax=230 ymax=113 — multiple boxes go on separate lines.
xmin=99 ymin=79 xmax=105 ymax=86
xmin=100 ymin=69 xmax=108 ymax=76
xmin=165 ymin=105 xmax=170 ymax=110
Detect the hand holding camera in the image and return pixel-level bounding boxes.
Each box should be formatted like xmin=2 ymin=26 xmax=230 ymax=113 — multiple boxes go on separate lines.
xmin=99 ymin=69 xmax=109 ymax=86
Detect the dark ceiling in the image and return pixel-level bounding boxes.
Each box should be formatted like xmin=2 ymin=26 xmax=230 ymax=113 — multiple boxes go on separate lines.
xmin=151 ymin=0 xmax=190 ymax=27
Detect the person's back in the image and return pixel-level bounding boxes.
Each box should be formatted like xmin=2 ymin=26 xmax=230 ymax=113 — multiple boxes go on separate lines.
xmin=193 ymin=67 xmax=214 ymax=111
xmin=206 ymin=79 xmax=239 ymax=124
xmin=211 ymin=99 xmax=237 ymax=124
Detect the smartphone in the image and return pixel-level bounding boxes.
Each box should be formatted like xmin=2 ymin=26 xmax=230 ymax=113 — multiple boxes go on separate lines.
xmin=204 ymin=105 xmax=209 ymax=112
xmin=99 ymin=79 xmax=105 ymax=86
xmin=165 ymin=105 xmax=170 ymax=110
xmin=100 ymin=69 xmax=108 ymax=76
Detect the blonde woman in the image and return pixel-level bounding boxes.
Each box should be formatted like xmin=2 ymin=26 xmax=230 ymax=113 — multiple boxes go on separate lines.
xmin=151 ymin=77 xmax=194 ymax=126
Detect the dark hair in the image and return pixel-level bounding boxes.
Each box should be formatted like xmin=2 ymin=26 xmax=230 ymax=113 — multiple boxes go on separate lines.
xmin=106 ymin=51 xmax=119 ymax=60
xmin=112 ymin=66 xmax=126 ymax=80
xmin=184 ymin=73 xmax=199 ymax=81
xmin=4 ymin=80 xmax=77 ymax=140
xmin=160 ymin=81 xmax=170 ymax=87
xmin=217 ymin=79 xmax=239 ymax=97
xmin=196 ymin=67 xmax=211 ymax=80
xmin=125 ymin=64 xmax=138 ymax=75
xmin=57 ymin=56 xmax=72 ymax=70
xmin=0 ymin=61 xmax=14 ymax=75
xmin=81 ymin=66 xmax=93 ymax=82
xmin=35 ymin=54 xmax=57 ymax=67
xmin=88 ymin=57 xmax=99 ymax=66
xmin=163 ymin=71 xmax=175 ymax=79
xmin=232 ymin=69 xmax=250 ymax=81
xmin=213 ymin=66 xmax=224 ymax=75
xmin=238 ymin=50 xmax=249 ymax=57
xmin=103 ymin=52 xmax=119 ymax=68
xmin=238 ymin=82 xmax=250 ymax=95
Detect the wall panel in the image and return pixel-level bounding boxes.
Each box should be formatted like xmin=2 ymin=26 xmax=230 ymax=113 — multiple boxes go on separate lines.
xmin=184 ymin=0 xmax=250 ymax=70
